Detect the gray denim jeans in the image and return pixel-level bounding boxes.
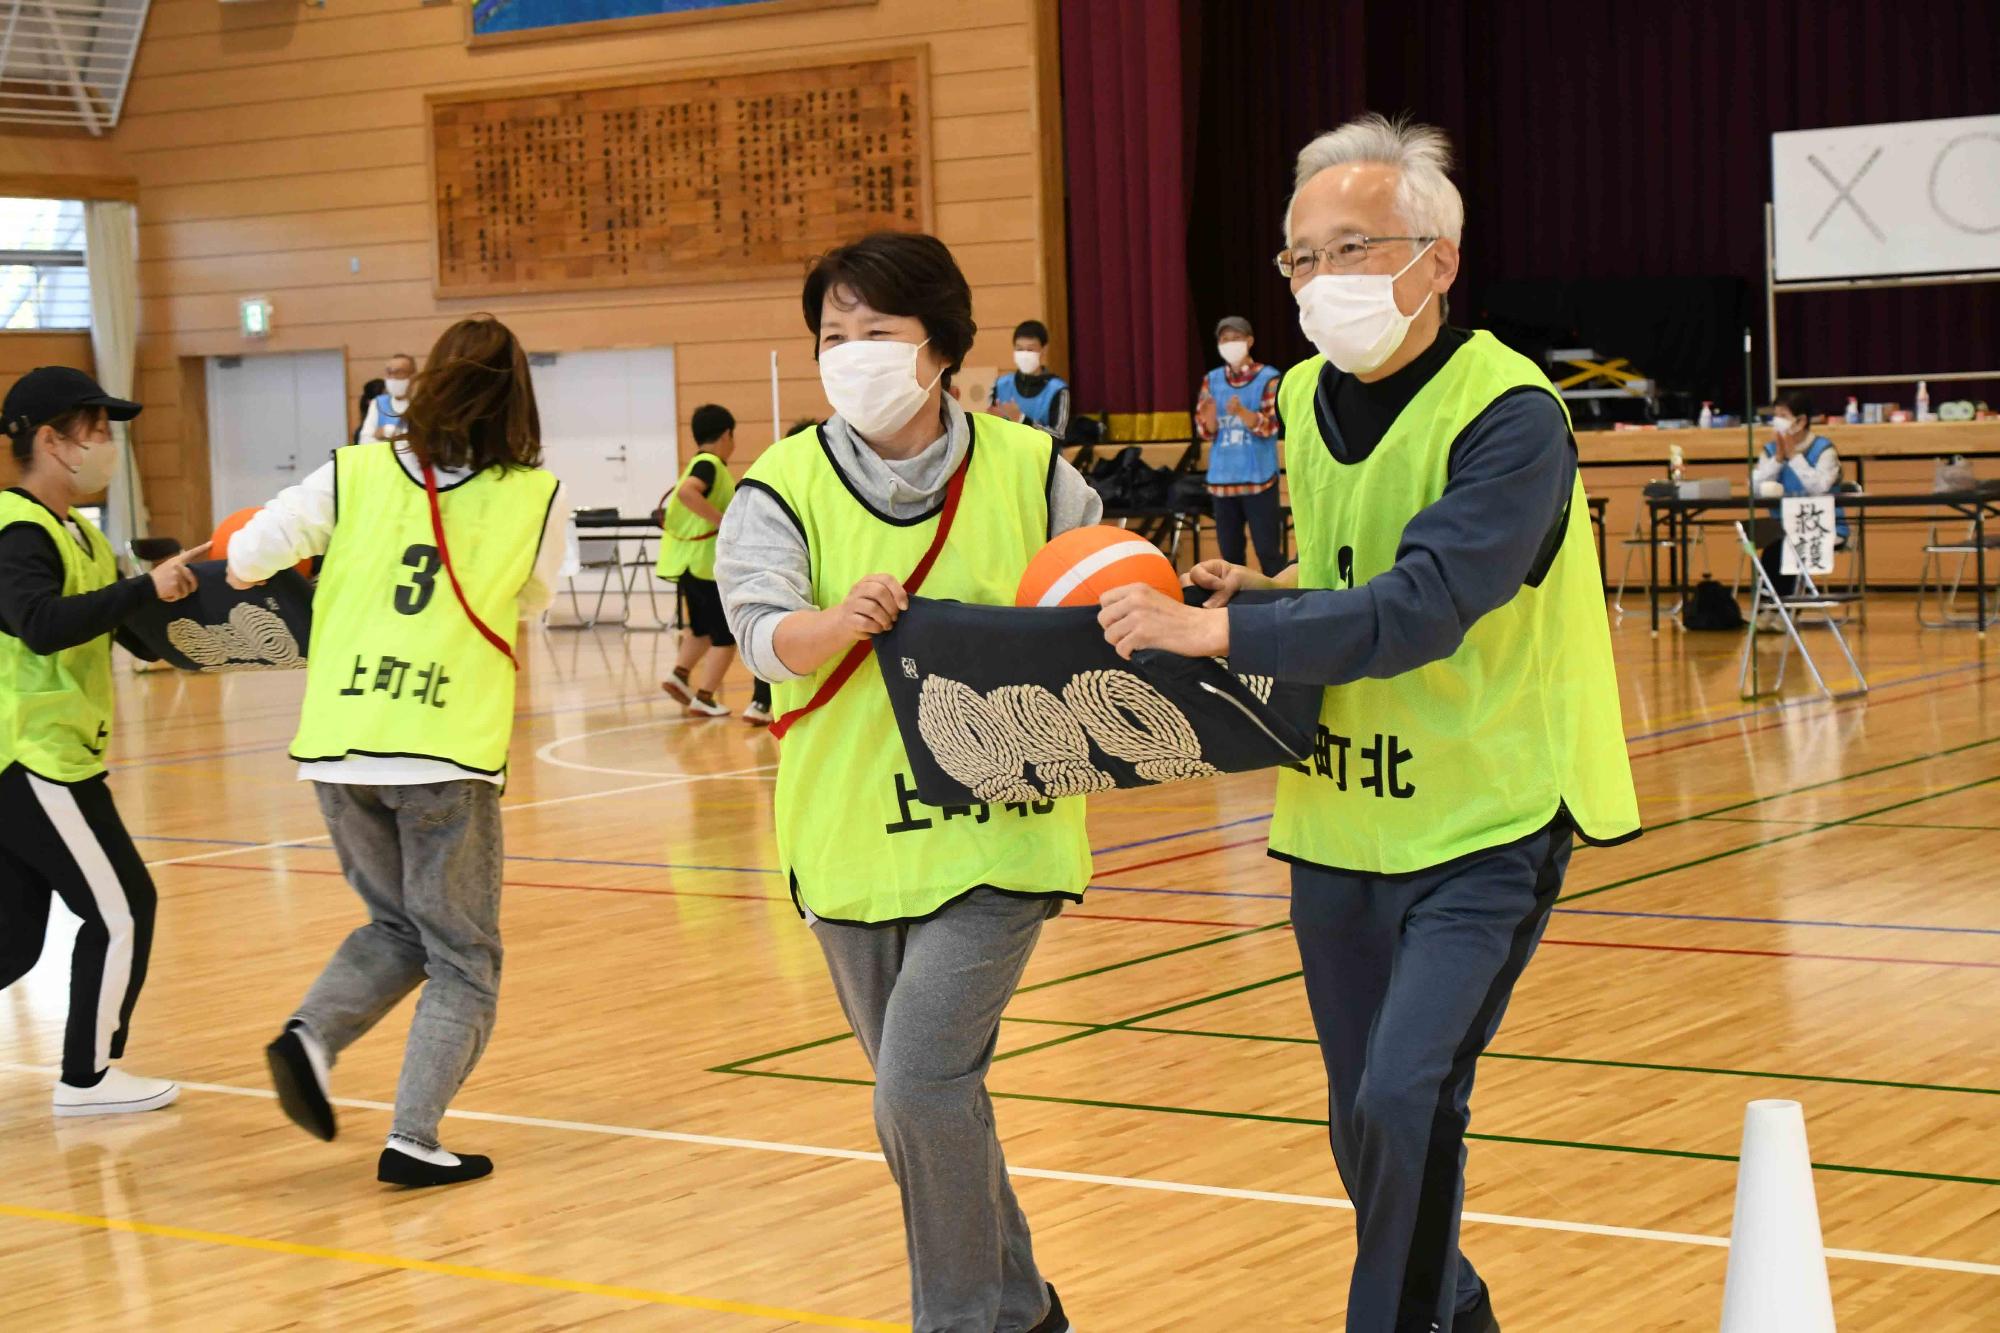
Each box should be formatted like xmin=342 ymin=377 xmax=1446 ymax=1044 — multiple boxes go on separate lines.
xmin=814 ymin=887 xmax=1061 ymax=1333
xmin=292 ymin=780 xmax=503 ymax=1148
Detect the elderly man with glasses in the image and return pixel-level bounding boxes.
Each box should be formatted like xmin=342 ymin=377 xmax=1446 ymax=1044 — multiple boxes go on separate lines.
xmin=1099 ymin=113 xmax=1639 ymax=1333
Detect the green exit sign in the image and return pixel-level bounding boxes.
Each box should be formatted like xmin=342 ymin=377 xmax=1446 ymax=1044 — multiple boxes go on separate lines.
xmin=240 ymin=297 xmax=272 ymax=339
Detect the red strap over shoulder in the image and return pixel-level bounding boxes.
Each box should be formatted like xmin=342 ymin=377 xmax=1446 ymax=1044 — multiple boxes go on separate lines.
xmin=422 ymin=461 xmax=518 ymax=671
xmin=768 ymin=448 xmax=971 ymax=740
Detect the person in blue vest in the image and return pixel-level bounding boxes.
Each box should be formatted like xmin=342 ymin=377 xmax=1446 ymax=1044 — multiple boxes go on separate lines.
xmin=989 ymin=320 xmax=1070 ymax=437
xmin=1753 ymin=391 xmax=1848 ymax=607
xmin=357 ymin=352 xmax=416 ymax=442
xmin=1197 ymin=315 xmax=1286 ymax=573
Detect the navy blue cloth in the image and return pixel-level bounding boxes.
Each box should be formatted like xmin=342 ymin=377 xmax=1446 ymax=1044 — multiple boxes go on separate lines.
xmin=1211 ymin=486 xmax=1284 ymax=575
xmin=1291 ymin=818 xmax=1571 ymax=1333
xmin=1227 ymin=331 xmax=1575 ymax=687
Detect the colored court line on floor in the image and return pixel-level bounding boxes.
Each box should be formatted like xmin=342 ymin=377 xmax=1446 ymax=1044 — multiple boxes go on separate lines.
xmin=8 ymin=1066 xmax=1993 ymax=1279
xmin=719 ymin=1065 xmax=2000 ymax=1191
xmin=0 ymin=1204 xmax=903 ymax=1330
xmin=1551 ymin=906 xmax=2000 ymax=938
xmin=1558 ymin=770 xmax=2000 ymax=904
xmin=992 ymin=1016 xmax=2000 ymax=1098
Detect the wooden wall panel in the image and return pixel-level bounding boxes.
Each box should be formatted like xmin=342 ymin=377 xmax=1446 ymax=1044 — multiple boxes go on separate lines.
xmin=78 ymin=0 xmax=1056 ymax=540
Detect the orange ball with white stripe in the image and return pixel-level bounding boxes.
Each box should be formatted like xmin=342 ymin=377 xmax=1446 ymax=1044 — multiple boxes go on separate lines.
xmin=210 ymin=506 xmax=312 ymax=578
xmin=1016 ymin=525 xmax=1183 ymax=607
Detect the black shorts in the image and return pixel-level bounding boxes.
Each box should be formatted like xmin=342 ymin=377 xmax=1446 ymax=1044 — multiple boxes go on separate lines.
xmin=678 ymin=575 xmax=735 ymax=647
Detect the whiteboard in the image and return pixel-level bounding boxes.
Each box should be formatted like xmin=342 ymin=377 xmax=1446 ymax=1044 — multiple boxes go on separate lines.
xmin=1772 ymin=115 xmax=2000 ymax=281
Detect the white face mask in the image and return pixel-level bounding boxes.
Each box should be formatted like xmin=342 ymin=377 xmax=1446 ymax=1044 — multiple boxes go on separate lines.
xmin=385 ymin=378 xmax=411 ymax=400
xmin=1218 ymin=339 xmax=1251 ymax=367
xmin=1013 ymin=349 xmax=1043 ymax=376
xmin=1295 ymin=240 xmax=1437 ymax=374
xmin=1772 ymin=415 xmax=1795 ymax=437
xmin=820 ymin=338 xmax=944 ymax=441
xmin=59 ymin=433 xmax=117 ymax=493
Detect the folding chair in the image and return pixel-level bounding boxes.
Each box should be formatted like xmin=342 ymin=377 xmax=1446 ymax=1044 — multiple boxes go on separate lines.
xmin=1735 ymin=521 xmax=1867 ymax=702
xmin=1915 ymin=520 xmax=2000 ymax=629
xmin=1612 ymin=507 xmax=1713 ymax=621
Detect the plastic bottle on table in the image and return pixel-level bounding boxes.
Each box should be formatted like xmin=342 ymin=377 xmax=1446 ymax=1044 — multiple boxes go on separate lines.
xmin=1916 ymin=381 xmax=1931 ymax=422
xmin=1845 ymin=395 xmax=1861 ymax=424
xmin=1698 ymin=400 xmax=1714 ymax=429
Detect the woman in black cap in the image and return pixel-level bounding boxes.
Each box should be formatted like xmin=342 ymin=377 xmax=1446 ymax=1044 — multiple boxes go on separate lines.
xmin=0 ymin=365 xmax=208 ymax=1117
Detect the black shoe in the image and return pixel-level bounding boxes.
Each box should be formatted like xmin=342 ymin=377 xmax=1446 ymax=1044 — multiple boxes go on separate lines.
xmin=376 ymin=1146 xmax=494 ymax=1188
xmin=265 ymin=1029 xmax=335 ymax=1142
xmin=1026 ymin=1283 xmax=1068 ymax=1333
xmin=1454 ymin=1283 xmax=1500 ymax=1333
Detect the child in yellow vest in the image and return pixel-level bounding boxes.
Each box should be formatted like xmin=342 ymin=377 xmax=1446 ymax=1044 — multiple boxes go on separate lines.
xmin=655 ymin=402 xmax=744 ymax=718
xmin=716 ymin=233 xmax=1100 ymax=1333
xmin=227 ymin=316 xmax=568 ymax=1188
xmin=0 ymin=367 xmax=208 ymax=1119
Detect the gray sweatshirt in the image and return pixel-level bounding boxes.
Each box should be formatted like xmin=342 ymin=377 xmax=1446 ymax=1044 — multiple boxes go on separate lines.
xmin=716 ymin=396 xmax=1104 ymax=682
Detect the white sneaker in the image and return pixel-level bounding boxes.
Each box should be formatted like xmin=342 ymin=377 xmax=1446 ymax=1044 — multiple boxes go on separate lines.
xmin=1754 ymin=608 xmax=1784 ymax=632
xmin=685 ymin=695 xmax=731 ymax=718
xmin=742 ymin=700 xmax=773 ymax=727
xmin=53 ymin=1068 xmax=179 ymax=1118
xmin=661 ymin=676 xmax=693 ymax=705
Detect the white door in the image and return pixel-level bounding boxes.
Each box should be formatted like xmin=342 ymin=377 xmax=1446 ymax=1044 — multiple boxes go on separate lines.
xmin=205 ymin=350 xmax=348 ymax=523
xmin=528 ymin=347 xmax=678 ymax=513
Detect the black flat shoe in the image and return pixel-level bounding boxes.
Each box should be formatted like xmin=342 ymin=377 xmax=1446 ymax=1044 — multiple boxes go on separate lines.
xmin=1026 ymin=1283 xmax=1069 ymax=1333
xmin=376 ymin=1147 xmax=493 ymax=1188
xmin=265 ymin=1029 xmax=335 ymax=1142
xmin=1455 ymin=1283 xmax=1500 ymax=1333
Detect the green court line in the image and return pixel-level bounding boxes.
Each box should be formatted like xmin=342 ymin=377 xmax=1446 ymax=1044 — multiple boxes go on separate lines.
xmin=1559 ymin=772 xmax=2000 ymax=904
xmin=1013 ymin=919 xmax=1288 ymax=994
xmin=709 ymin=1031 xmax=854 ymax=1076
xmin=719 ymin=1066 xmax=2000 ymax=1188
xmin=991 ymin=970 xmax=1304 ymax=1065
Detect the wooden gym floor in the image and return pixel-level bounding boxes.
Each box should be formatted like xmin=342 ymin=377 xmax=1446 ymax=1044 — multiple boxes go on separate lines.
xmin=2 ymin=600 xmax=1997 ymax=1330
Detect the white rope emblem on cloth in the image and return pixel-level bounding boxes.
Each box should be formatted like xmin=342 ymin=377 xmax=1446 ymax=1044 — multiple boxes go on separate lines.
xmin=916 ymin=668 xmax=1220 ymax=800
xmin=165 ymin=602 xmax=304 ymax=671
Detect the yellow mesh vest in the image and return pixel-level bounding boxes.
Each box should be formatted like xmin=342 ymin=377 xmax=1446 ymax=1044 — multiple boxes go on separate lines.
xmin=0 ymin=493 xmax=118 ymax=781
xmin=1270 ymin=333 xmax=1640 ymax=873
xmin=290 ymin=444 xmax=558 ymax=777
xmin=655 ymin=452 xmax=734 ymax=582
xmin=744 ymin=418 xmax=1092 ymax=924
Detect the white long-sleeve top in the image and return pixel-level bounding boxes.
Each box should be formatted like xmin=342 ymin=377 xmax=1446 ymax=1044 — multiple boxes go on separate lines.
xmin=228 ymin=443 xmax=572 ymax=786
xmin=1752 ymin=435 xmax=1842 ymax=495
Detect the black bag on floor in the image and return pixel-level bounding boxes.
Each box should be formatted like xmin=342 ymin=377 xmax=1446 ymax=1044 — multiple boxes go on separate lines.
xmin=1682 ymin=577 xmax=1744 ymax=631
xmin=870 ymin=590 xmax=1322 ymax=806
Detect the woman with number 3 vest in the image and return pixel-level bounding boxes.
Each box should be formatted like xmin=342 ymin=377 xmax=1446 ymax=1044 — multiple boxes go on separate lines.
xmin=227 ymin=315 xmax=569 ymax=1188
xmin=715 ymin=232 xmax=1100 ymax=1333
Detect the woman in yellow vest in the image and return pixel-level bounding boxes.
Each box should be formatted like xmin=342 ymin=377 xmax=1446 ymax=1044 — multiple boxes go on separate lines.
xmin=715 ymin=233 xmax=1101 ymax=1333
xmin=226 ymin=316 xmax=568 ymax=1189
xmin=0 ymin=367 xmax=207 ymax=1119
xmin=655 ymin=402 xmax=747 ymax=718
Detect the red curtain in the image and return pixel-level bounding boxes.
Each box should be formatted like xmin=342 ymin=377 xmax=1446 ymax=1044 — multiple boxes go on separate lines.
xmin=1059 ymin=0 xmax=1200 ymax=422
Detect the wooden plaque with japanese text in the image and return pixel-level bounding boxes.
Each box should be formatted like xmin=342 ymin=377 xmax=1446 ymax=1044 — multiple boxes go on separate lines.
xmin=426 ymin=49 xmax=931 ymax=297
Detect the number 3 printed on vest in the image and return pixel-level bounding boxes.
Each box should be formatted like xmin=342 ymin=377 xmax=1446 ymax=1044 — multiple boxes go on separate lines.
xmin=396 ymin=543 xmax=441 ymax=615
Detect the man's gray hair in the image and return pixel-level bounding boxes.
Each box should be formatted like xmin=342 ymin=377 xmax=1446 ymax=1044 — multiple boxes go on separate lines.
xmin=1284 ymin=113 xmax=1464 ymax=245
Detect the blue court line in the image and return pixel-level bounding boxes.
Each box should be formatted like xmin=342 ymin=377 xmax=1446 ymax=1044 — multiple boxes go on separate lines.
xmin=133 ymin=834 xmax=261 ymax=846
xmin=1088 ymin=814 xmax=1272 ymax=856
xmin=1623 ymin=661 xmax=1983 ymax=744
xmin=1553 ymin=906 xmax=2000 ymax=937
xmin=505 ymin=851 xmax=779 ymax=876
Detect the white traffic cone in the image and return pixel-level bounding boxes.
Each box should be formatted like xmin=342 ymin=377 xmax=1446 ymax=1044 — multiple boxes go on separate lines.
xmin=1720 ymin=1099 xmax=1837 ymax=1331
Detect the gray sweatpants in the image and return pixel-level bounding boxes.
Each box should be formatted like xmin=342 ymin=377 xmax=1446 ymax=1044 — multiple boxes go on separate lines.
xmin=292 ymin=780 xmax=504 ymax=1148
xmin=1289 ymin=819 xmax=1571 ymax=1333
xmin=813 ymin=888 xmax=1060 ymax=1333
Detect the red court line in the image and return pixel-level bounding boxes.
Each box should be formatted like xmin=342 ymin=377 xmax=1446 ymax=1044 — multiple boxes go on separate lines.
xmin=171 ymin=860 xmax=1261 ymax=928
xmin=1539 ymin=936 xmax=2000 ymax=970
xmin=1091 ymin=836 xmax=1270 ymax=879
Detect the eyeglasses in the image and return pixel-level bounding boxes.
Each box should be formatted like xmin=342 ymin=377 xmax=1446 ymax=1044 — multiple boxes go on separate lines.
xmin=1274 ymin=234 xmax=1437 ymax=279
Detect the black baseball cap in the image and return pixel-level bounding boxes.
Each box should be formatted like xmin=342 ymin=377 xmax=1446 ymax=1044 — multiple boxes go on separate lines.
xmin=3 ymin=366 xmax=141 ymax=437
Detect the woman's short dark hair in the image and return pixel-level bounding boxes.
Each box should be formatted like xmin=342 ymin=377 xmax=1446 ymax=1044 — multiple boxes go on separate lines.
xmin=9 ymin=405 xmax=104 ymax=466
xmin=399 ymin=315 xmax=541 ymax=473
xmin=1777 ymin=390 xmax=1814 ymax=422
xmin=801 ymin=232 xmax=976 ymax=389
